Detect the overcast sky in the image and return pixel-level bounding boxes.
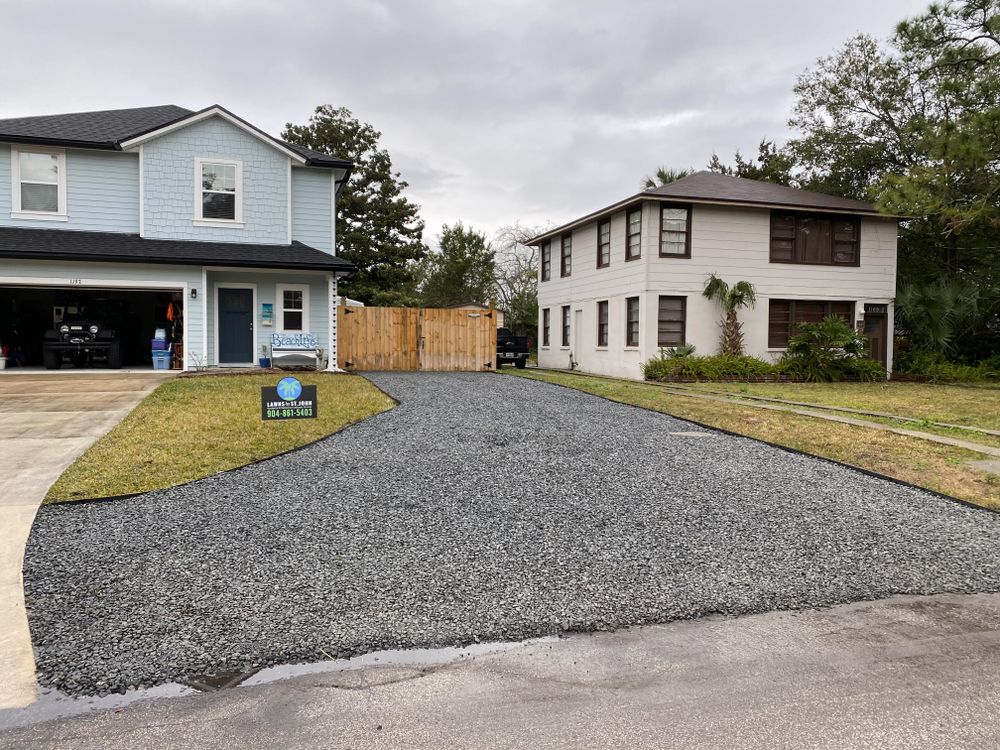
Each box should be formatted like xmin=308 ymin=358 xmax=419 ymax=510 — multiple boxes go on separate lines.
xmin=1 ymin=0 xmax=929 ymax=247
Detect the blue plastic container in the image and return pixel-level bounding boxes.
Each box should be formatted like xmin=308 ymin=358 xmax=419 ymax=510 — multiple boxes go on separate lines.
xmin=151 ymin=351 xmax=170 ymax=370
xmin=151 ymin=339 xmax=170 ymax=351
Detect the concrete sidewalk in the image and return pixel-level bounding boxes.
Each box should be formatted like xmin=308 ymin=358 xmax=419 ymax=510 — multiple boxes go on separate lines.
xmin=3 ymin=592 xmax=1000 ymax=748
xmin=0 ymin=372 xmax=172 ymax=710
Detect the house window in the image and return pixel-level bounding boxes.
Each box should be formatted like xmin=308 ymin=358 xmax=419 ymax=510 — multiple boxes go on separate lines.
xmin=597 ymin=301 xmax=609 ymax=346
xmin=770 ymin=212 xmax=859 ymax=265
xmin=657 ymin=296 xmax=686 ymax=346
xmin=542 ymin=308 xmax=550 ymax=346
xmin=626 ymin=207 xmax=642 ymax=260
xmin=625 ymin=297 xmax=640 ymax=347
xmin=195 ymin=158 xmax=242 ymax=224
xmin=277 ymin=284 xmax=309 ymax=331
xmin=597 ymin=219 xmax=611 ymax=268
xmin=11 ymin=146 xmax=66 ymax=219
xmin=561 ymin=305 xmax=571 ymax=347
xmin=659 ymin=205 xmax=691 ymax=257
xmin=561 ymin=234 xmax=572 ymax=277
xmin=541 ymin=241 xmax=551 ymax=281
xmin=768 ymin=299 xmax=855 ymax=347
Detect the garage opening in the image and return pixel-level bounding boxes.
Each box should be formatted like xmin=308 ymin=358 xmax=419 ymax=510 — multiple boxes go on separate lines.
xmin=0 ymin=286 xmax=184 ymax=370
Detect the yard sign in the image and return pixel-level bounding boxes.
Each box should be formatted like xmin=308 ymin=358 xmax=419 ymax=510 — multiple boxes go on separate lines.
xmin=261 ymin=376 xmax=318 ymax=420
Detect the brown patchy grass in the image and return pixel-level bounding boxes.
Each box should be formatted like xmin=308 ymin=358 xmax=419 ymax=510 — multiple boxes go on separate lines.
xmin=681 ymin=381 xmax=1000 ymax=429
xmin=45 ymin=372 xmax=394 ymax=503
xmin=506 ymin=370 xmax=1000 ymax=511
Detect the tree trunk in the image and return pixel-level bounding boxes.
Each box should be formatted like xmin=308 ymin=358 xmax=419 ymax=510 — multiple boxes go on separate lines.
xmin=720 ymin=310 xmax=745 ymax=356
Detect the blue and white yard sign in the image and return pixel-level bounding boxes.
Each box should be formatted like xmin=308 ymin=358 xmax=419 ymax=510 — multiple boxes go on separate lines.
xmin=261 ymin=376 xmax=318 ymax=420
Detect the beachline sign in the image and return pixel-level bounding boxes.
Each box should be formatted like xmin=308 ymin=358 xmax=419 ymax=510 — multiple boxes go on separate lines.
xmin=261 ymin=376 xmax=318 ymax=420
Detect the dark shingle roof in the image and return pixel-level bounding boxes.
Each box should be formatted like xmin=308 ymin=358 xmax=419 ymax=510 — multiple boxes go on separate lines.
xmin=527 ymin=171 xmax=885 ymax=245
xmin=0 ymin=105 xmax=192 ymax=149
xmin=0 ymin=104 xmax=351 ymax=168
xmin=645 ymin=171 xmax=877 ymax=214
xmin=0 ymin=226 xmax=355 ymax=274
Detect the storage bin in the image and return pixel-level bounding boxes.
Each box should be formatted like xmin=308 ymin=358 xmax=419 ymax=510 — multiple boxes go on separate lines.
xmin=153 ymin=328 xmax=167 ymax=341
xmin=151 ymin=339 xmax=170 ymax=351
xmin=151 ymin=351 xmax=170 ymax=370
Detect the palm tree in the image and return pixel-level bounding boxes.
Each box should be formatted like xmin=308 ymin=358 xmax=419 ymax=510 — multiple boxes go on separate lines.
xmin=702 ymin=274 xmax=757 ymax=356
xmin=642 ymin=167 xmax=693 ymax=189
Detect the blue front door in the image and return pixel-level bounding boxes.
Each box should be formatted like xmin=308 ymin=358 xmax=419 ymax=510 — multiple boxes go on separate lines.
xmin=218 ymin=287 xmax=254 ymax=363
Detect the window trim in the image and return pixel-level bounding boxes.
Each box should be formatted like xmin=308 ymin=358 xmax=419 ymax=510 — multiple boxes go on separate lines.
xmin=625 ymin=206 xmax=642 ymax=262
xmin=597 ymin=300 xmax=609 ymax=347
xmin=276 ymin=283 xmax=310 ymax=332
xmin=596 ymin=219 xmax=611 ymax=268
xmin=625 ymin=296 xmax=640 ymax=348
xmin=769 ymin=211 xmax=860 ymax=267
xmin=560 ymin=233 xmax=572 ymax=277
xmin=658 ymin=204 xmax=692 ymax=258
xmin=540 ymin=241 xmax=551 ymax=281
xmin=10 ymin=145 xmax=68 ymax=221
xmin=541 ymin=308 xmax=551 ymax=347
xmin=767 ymin=299 xmax=856 ymax=348
xmin=561 ymin=305 xmax=571 ymax=347
xmin=656 ymin=295 xmax=687 ymax=347
xmin=194 ymin=157 xmax=244 ymax=228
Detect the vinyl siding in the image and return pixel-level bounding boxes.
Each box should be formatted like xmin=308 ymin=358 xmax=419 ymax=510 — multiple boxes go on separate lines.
xmin=0 ymin=145 xmax=139 ymax=233
xmin=537 ymin=201 xmax=898 ymax=379
xmin=291 ymin=167 xmax=333 ymax=252
xmin=205 ymin=269 xmax=331 ymax=366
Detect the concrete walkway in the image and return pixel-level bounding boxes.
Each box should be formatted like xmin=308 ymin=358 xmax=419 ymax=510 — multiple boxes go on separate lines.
xmin=3 ymin=592 xmax=1000 ymax=748
xmin=0 ymin=372 xmax=173 ymax=710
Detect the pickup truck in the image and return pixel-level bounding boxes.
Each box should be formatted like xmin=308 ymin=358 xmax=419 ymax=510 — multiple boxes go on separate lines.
xmin=496 ymin=327 xmax=530 ymax=369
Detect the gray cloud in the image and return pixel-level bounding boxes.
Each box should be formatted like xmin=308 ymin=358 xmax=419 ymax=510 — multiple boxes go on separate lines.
xmin=0 ymin=0 xmax=928 ymax=245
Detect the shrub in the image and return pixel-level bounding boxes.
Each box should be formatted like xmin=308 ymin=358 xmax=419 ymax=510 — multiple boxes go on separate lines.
xmin=642 ymin=352 xmax=775 ymax=381
xmin=778 ymin=316 xmax=884 ymax=382
xmin=893 ymin=349 xmax=1000 ymax=382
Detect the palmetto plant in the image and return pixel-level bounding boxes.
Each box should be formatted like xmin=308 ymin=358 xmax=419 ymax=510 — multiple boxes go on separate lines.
xmin=702 ymin=274 xmax=757 ymax=356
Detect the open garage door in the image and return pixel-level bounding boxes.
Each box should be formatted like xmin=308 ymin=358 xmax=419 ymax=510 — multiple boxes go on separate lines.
xmin=0 ymin=286 xmax=184 ymax=370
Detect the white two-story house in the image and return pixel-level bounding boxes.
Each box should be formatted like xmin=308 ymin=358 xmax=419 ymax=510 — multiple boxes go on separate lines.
xmin=0 ymin=104 xmax=354 ymax=370
xmin=531 ymin=172 xmax=898 ymax=380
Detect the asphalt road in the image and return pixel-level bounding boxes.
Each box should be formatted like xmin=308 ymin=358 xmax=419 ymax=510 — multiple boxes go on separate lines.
xmin=3 ymin=592 xmax=1000 ymax=749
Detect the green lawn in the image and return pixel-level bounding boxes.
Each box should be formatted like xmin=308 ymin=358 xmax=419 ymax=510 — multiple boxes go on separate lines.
xmin=506 ymin=370 xmax=1000 ymax=510
xmin=45 ymin=372 xmax=394 ymax=503
xmin=681 ymin=381 xmax=1000 ymax=430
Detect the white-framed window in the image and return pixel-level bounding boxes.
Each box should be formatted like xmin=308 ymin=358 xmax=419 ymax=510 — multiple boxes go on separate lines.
xmin=11 ymin=146 xmax=67 ymax=220
xmin=276 ymin=283 xmax=309 ymax=331
xmin=193 ymin=157 xmax=243 ymax=227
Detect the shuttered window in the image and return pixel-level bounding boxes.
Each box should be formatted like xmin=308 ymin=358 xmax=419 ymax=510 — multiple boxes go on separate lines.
xmin=541 ymin=241 xmax=551 ymax=281
xmin=597 ymin=301 xmax=609 ymax=346
xmin=768 ymin=299 xmax=855 ymax=347
xmin=542 ymin=308 xmax=550 ymax=346
xmin=626 ymin=208 xmax=642 ymax=260
xmin=597 ymin=220 xmax=611 ymax=268
xmin=657 ymin=296 xmax=686 ymax=346
xmin=625 ymin=297 xmax=640 ymax=347
xmin=770 ymin=212 xmax=860 ymax=265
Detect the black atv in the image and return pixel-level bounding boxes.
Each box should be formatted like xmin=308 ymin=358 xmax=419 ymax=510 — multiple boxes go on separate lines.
xmin=43 ymin=315 xmax=122 ymax=369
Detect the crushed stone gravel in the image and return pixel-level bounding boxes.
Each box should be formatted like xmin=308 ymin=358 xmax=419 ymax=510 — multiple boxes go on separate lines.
xmin=23 ymin=372 xmax=1000 ymax=696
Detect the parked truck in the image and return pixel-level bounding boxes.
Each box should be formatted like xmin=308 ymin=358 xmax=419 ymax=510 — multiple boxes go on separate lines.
xmin=496 ymin=327 xmax=530 ymax=369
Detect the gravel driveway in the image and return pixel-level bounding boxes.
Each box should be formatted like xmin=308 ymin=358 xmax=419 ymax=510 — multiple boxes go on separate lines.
xmin=23 ymin=372 xmax=1000 ymax=695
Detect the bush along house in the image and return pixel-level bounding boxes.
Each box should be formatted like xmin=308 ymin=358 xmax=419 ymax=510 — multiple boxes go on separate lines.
xmin=0 ymin=105 xmax=354 ymax=370
xmin=530 ymin=172 xmax=898 ymax=380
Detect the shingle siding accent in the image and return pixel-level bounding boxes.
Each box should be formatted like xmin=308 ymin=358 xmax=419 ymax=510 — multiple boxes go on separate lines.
xmin=142 ymin=116 xmax=289 ymax=244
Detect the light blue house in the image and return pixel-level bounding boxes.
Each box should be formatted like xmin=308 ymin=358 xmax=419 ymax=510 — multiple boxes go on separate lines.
xmin=0 ymin=104 xmax=354 ymax=370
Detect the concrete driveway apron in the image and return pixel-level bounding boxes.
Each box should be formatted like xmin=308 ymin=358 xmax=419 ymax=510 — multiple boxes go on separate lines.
xmin=0 ymin=372 xmax=173 ymax=709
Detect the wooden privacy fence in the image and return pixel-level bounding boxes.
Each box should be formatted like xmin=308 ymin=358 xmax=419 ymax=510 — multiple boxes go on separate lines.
xmin=337 ymin=306 xmax=497 ymax=371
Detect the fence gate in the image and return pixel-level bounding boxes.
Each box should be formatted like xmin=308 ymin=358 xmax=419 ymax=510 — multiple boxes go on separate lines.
xmin=337 ymin=306 xmax=497 ymax=371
